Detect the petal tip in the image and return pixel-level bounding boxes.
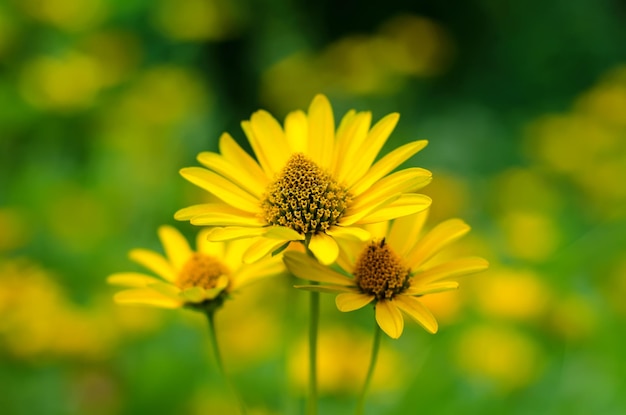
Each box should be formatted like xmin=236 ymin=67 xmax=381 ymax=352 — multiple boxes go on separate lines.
xmin=311 ymin=93 xmax=331 ymax=106
xmin=173 ymin=209 xmax=187 ymax=221
xmin=179 ymin=167 xmax=193 ymax=177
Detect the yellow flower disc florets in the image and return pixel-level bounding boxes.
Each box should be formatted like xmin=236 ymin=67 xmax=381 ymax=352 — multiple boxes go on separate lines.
xmin=354 ymin=239 xmax=411 ymax=300
xmin=262 ymin=153 xmax=351 ymax=235
xmin=177 ymin=253 xmax=230 ymax=290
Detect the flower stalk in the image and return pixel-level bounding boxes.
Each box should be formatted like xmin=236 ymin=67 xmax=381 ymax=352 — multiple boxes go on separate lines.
xmin=205 ymin=310 xmax=248 ymax=415
xmin=305 ymin=239 xmax=320 ymax=415
xmin=355 ymin=321 xmax=382 ymax=415
xmin=307 ymin=288 xmax=320 ymax=415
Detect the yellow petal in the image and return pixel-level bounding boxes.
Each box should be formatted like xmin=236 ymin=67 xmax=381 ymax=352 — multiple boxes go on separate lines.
xmin=349 ymin=140 xmax=429 ymax=196
xmin=107 ymin=272 xmax=161 ymax=287
xmin=307 ymin=94 xmax=335 ymax=169
xmin=243 ymin=237 xmax=290 ymax=264
xmin=326 ymin=226 xmax=371 ymax=241
xmin=387 ymin=210 xmax=429 ymax=256
xmin=179 ymin=167 xmax=260 ymax=213
xmin=264 ymin=226 xmax=306 ymax=241
xmin=343 ymin=112 xmax=400 ymax=187
xmin=285 ymin=109 xmax=308 ymax=153
xmin=283 ymin=251 xmax=354 ymax=285
xmin=410 ymin=257 xmax=490 ymax=289
xmin=362 ymin=221 xmax=389 ymax=240
xmin=190 ymin=212 xmax=265 ymax=227
xmin=158 ymin=225 xmax=193 ymax=270
xmin=335 ymin=109 xmax=357 ymax=140
xmin=335 ymin=238 xmax=361 ymax=273
xmin=218 ymin=132 xmax=269 ymax=186
xmin=207 ymin=226 xmax=269 ymax=241
xmin=197 ymin=150 xmax=265 ymax=198
xmin=180 ymin=286 xmax=206 ymax=303
xmin=294 ymin=284 xmax=356 ymax=294
xmin=221 ymin=238 xmax=250 ymax=269
xmin=113 ymin=288 xmax=182 ymax=308
xmin=375 ymin=299 xmax=404 ymax=339
xmin=196 ymin=228 xmax=225 ymax=258
xmin=335 ymin=109 xmax=357 ymax=138
xmin=148 ymin=282 xmax=182 ymax=299
xmin=205 ymin=285 xmax=226 ymax=299
xmin=308 ymin=232 xmax=339 ymax=265
xmin=334 ymin=111 xmax=372 ymax=182
xmin=230 ymin=257 xmax=285 ymax=291
xmin=129 ymin=249 xmax=177 ymax=282
xmin=356 ymin=194 xmax=432 ymax=225
xmin=242 ymin=111 xmax=290 ymax=177
xmin=348 ymin=168 xmax=432 ymax=214
xmin=216 ymin=274 xmax=229 ymax=289
xmin=407 ymin=281 xmax=459 ymax=296
xmin=336 ymin=292 xmax=375 ymax=311
xmin=174 ymin=203 xmax=248 ymax=221
xmin=406 ymin=219 xmax=471 ymax=269
xmin=394 ymin=295 xmax=438 ymax=334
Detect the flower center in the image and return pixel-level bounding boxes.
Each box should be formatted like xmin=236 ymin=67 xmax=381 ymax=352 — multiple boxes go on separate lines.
xmin=177 ymin=253 xmax=230 ymax=290
xmin=262 ymin=153 xmax=351 ymax=235
xmin=354 ymin=239 xmax=411 ymax=300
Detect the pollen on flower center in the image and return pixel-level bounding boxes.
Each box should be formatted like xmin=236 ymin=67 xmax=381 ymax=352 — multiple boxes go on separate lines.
xmin=354 ymin=239 xmax=411 ymax=300
xmin=262 ymin=153 xmax=351 ymax=235
xmin=177 ymin=253 xmax=230 ymax=290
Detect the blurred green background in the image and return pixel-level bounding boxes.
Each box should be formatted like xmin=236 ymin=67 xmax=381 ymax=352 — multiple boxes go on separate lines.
xmin=2 ymin=0 xmax=626 ymax=414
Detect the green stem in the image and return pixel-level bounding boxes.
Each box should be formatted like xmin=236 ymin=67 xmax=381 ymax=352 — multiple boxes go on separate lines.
xmin=307 ymin=288 xmax=320 ymax=415
xmin=355 ymin=322 xmax=382 ymax=415
xmin=206 ymin=311 xmax=247 ymax=415
xmin=304 ymin=240 xmax=319 ymax=415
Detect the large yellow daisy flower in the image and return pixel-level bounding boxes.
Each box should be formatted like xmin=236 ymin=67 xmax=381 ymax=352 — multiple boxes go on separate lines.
xmin=175 ymin=94 xmax=432 ymax=265
xmin=284 ymin=210 xmax=489 ymax=339
xmin=107 ymin=225 xmax=285 ymax=311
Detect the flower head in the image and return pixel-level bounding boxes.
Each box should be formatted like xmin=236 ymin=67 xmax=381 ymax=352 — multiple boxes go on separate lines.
xmin=284 ymin=210 xmax=489 ymax=338
xmin=107 ymin=225 xmax=285 ymax=312
xmin=175 ymin=94 xmax=432 ymax=265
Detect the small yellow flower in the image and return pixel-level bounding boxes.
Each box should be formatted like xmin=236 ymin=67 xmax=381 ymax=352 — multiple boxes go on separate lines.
xmin=176 ymin=94 xmax=432 ymax=265
xmin=107 ymin=225 xmax=285 ymax=311
xmin=284 ymin=210 xmax=488 ymax=338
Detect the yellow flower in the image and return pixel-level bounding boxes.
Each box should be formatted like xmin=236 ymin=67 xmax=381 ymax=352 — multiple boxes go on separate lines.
xmin=107 ymin=225 xmax=285 ymax=311
xmin=175 ymin=94 xmax=432 ymax=265
xmin=284 ymin=210 xmax=488 ymax=338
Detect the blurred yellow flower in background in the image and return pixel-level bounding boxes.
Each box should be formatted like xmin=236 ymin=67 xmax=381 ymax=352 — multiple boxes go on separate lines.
xmin=0 ymin=8 xmax=17 ymax=59
xmin=490 ymin=167 xmax=563 ymax=219
xmin=498 ymin=211 xmax=561 ymax=262
xmin=419 ymin=173 xmax=469 ymax=223
xmin=20 ymin=52 xmax=103 ymax=111
xmin=575 ymin=66 xmax=626 ymax=127
xmin=18 ymin=0 xmax=106 ymax=32
xmin=288 ymin=327 xmax=405 ymax=396
xmin=606 ymin=257 xmax=626 ymax=318
xmin=0 ymin=259 xmax=159 ymax=360
xmin=260 ymin=14 xmax=454 ymax=111
xmin=112 ymin=65 xmax=210 ymax=127
xmin=0 ymin=208 xmax=30 ymax=252
xmin=376 ymin=14 xmax=454 ymax=78
xmin=285 ymin=210 xmax=488 ymax=338
xmin=176 ymin=94 xmax=432 ymax=265
xmin=78 ymin=30 xmax=142 ymax=87
xmin=525 ymin=66 xmax=626 ymax=219
xmin=152 ymin=0 xmax=246 ymax=41
xmin=548 ymin=294 xmax=598 ymax=342
xmin=108 ymin=225 xmax=285 ymax=311
xmin=455 ymin=324 xmax=545 ymax=392
xmin=473 ymin=268 xmax=551 ymax=322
